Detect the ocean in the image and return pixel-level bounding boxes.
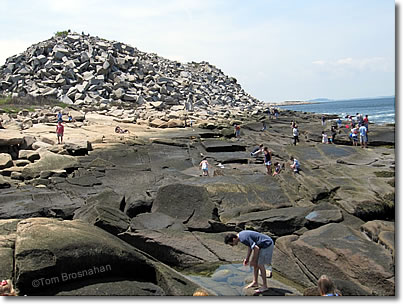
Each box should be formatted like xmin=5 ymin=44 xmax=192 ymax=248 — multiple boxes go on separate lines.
xmin=277 ymin=97 xmax=395 ymax=125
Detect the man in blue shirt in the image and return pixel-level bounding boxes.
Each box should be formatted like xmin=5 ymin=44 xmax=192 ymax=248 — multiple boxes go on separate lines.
xmin=359 ymin=124 xmax=368 ymax=148
xmin=225 ymin=230 xmax=274 ymax=293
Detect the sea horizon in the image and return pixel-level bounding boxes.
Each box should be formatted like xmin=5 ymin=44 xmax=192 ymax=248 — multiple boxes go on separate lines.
xmin=275 ymin=96 xmax=395 ymax=125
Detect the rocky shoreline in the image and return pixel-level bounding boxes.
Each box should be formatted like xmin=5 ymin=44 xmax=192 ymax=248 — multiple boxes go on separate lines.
xmin=0 ymin=105 xmax=395 ymax=296
xmin=0 ymin=31 xmax=395 ymax=296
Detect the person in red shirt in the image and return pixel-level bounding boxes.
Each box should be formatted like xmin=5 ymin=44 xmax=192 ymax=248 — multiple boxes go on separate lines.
xmin=363 ymin=115 xmax=369 ymax=131
xmin=56 ymin=121 xmax=64 ymax=144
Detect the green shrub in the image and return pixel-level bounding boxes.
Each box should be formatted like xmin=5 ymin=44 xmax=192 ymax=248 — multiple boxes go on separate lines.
xmin=55 ymin=30 xmax=70 ymax=37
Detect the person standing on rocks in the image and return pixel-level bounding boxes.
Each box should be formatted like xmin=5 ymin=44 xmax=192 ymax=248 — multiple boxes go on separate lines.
xmin=336 ymin=118 xmax=342 ymax=129
xmin=292 ymin=124 xmax=299 ymax=145
xmin=351 ymin=125 xmax=359 ymax=146
xmin=199 ymin=158 xmax=209 ymax=176
xmin=359 ymin=123 xmax=368 ymax=148
xmin=321 ymin=115 xmax=326 ymax=126
xmin=56 ymin=121 xmax=64 ymax=144
xmin=263 ymin=147 xmax=272 ymax=175
xmin=321 ymin=131 xmax=328 ymax=144
xmin=330 ymin=125 xmax=337 ymax=144
xmin=57 ymin=110 xmax=63 ymax=122
xmin=261 ymin=121 xmax=267 ymax=132
xmin=274 ymin=108 xmax=279 ymax=119
xmin=234 ymin=124 xmax=241 ymax=139
xmin=363 ymin=115 xmax=369 ymax=132
xmin=224 ymin=230 xmax=274 ymax=294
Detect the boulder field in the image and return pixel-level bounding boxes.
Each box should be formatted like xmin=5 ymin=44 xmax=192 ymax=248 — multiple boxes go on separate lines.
xmin=0 ymin=106 xmax=395 ymax=296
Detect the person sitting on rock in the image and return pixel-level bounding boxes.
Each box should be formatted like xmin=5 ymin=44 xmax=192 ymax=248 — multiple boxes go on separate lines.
xmin=250 ymin=144 xmax=264 ymax=157
xmin=0 ymin=279 xmax=17 ymax=296
xmin=115 ymin=126 xmax=129 ymax=134
xmin=224 ymin=230 xmax=274 ymax=294
xmin=56 ymin=121 xmax=64 ymax=144
xmin=318 ymin=275 xmax=341 ymax=296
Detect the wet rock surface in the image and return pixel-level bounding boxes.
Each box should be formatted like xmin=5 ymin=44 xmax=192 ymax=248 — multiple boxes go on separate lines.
xmin=0 ymin=32 xmax=395 ymax=296
xmin=0 ymin=108 xmax=395 ymax=296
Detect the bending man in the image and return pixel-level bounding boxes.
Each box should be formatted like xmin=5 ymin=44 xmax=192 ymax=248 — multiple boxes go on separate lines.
xmin=225 ymin=230 xmax=274 ymax=293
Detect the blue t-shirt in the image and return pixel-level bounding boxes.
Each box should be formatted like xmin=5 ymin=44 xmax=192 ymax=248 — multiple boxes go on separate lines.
xmin=238 ymin=230 xmax=273 ymax=249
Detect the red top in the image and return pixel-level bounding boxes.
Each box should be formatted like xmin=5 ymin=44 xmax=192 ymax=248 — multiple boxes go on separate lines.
xmin=56 ymin=124 xmax=64 ymax=134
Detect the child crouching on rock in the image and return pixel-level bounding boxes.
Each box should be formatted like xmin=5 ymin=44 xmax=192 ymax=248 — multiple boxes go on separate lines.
xmin=290 ymin=156 xmax=300 ymax=174
xmin=272 ymin=162 xmax=283 ymax=176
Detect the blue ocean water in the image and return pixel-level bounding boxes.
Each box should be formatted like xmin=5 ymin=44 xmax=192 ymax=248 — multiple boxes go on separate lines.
xmin=278 ymin=97 xmax=395 ymax=125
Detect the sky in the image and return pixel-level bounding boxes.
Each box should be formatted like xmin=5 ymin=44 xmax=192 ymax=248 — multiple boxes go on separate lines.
xmin=0 ymin=0 xmax=396 ymax=102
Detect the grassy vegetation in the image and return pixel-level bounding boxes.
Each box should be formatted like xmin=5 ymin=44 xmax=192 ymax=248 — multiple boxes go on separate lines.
xmin=374 ymin=171 xmax=395 ymax=178
xmin=0 ymin=94 xmax=68 ymax=113
xmin=387 ymin=179 xmax=395 ymax=187
xmin=55 ymin=30 xmax=70 ymax=37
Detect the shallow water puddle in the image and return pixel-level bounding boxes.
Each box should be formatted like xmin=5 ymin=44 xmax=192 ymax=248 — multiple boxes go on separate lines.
xmin=184 ymin=263 xmax=303 ymax=296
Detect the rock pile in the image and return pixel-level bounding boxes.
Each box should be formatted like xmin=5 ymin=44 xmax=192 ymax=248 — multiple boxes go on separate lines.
xmin=0 ymin=32 xmax=263 ymax=125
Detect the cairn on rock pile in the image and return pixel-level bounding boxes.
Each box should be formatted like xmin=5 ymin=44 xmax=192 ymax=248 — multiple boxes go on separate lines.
xmin=0 ymin=32 xmax=264 ymax=125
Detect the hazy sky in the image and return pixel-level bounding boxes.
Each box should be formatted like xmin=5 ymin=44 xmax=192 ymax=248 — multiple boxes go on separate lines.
xmin=0 ymin=0 xmax=396 ymax=102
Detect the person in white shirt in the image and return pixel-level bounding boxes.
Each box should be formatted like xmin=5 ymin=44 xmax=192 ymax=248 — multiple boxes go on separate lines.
xmin=321 ymin=131 xmax=328 ymax=144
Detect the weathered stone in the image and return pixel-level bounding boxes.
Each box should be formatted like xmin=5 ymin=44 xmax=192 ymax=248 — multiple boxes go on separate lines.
xmin=21 ymin=151 xmax=79 ymax=179
xmin=14 ymin=217 xmax=202 ymax=295
xmin=0 ymin=175 xmax=11 ymax=189
xmin=152 ymin=183 xmax=217 ymax=231
xmin=290 ymin=223 xmax=394 ymax=296
xmin=0 ymin=153 xmax=13 ymax=170
xmin=18 ymin=150 xmax=40 ymax=162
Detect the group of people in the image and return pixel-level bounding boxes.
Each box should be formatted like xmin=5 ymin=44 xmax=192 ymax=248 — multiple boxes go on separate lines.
xmin=321 ymin=125 xmax=337 ymax=144
xmin=347 ymin=113 xmax=369 ymax=148
xmin=268 ymin=108 xmax=279 ymax=119
xmin=250 ymin=144 xmax=300 ymax=176
xmin=224 ymin=230 xmax=340 ymax=296
xmin=320 ymin=113 xmax=369 ymax=148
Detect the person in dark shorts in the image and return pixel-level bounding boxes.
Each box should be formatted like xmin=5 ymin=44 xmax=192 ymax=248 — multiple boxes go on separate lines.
xmin=263 ymin=147 xmax=272 ymax=175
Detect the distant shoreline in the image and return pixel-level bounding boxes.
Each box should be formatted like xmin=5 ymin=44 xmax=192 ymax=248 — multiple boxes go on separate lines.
xmin=274 ymin=101 xmax=319 ymax=106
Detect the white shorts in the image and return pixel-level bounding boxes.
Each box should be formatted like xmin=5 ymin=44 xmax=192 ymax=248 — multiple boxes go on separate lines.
xmin=265 ymin=161 xmax=272 ymax=166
